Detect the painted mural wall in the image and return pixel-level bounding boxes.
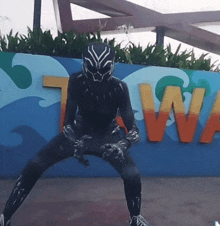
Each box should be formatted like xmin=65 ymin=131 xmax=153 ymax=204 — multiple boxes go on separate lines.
xmin=1 ymin=51 xmax=220 ymax=178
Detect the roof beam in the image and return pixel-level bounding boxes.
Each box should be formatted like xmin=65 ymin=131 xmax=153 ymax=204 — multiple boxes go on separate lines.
xmin=164 ymin=22 xmax=220 ymax=54
xmin=52 ymin=0 xmax=220 ymax=55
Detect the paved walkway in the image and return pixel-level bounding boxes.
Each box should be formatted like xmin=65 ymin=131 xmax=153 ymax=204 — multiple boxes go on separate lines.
xmin=0 ymin=177 xmax=220 ymax=226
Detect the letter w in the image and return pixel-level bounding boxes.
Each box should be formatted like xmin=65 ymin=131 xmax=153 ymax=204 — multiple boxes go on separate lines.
xmin=139 ymin=84 xmax=205 ymax=142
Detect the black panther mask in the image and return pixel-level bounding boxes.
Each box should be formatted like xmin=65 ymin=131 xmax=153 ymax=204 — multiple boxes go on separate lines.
xmin=82 ymin=43 xmax=115 ymax=84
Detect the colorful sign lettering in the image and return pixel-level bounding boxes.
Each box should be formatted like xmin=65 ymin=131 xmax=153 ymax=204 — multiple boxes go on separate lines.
xmin=1 ymin=52 xmax=220 ymax=178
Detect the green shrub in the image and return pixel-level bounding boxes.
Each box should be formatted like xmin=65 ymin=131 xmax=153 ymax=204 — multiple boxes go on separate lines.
xmin=0 ymin=28 xmax=219 ymax=72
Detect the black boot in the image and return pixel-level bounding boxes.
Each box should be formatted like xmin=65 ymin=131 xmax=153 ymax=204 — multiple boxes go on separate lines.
xmin=129 ymin=215 xmax=150 ymax=226
xmin=127 ymin=196 xmax=141 ymax=218
xmin=126 ymin=196 xmax=150 ymax=226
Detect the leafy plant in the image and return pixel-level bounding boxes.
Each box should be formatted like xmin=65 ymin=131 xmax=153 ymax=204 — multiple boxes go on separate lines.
xmin=0 ymin=28 xmax=219 ymax=72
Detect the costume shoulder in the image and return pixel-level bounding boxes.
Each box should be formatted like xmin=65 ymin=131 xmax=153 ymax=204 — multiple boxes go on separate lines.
xmin=69 ymin=71 xmax=84 ymax=83
xmin=67 ymin=71 xmax=84 ymax=96
xmin=111 ymin=76 xmax=128 ymax=94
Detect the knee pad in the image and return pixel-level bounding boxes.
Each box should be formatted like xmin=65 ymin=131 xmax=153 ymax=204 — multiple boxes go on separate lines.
xmin=21 ymin=158 xmax=48 ymax=187
xmin=122 ymin=166 xmax=141 ymax=198
xmin=121 ymin=166 xmax=141 ymax=181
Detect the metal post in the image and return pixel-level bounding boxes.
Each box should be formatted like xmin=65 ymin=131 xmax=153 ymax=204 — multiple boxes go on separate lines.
xmin=156 ymin=27 xmax=165 ymax=46
xmin=33 ymin=0 xmax=42 ymax=31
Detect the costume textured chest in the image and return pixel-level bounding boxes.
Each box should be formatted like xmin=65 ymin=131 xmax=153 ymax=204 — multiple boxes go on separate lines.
xmin=68 ymin=73 xmax=126 ymax=131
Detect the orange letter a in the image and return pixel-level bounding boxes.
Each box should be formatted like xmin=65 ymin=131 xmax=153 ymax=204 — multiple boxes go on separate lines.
xmin=200 ymin=91 xmax=220 ymax=143
xmin=139 ymin=84 xmax=205 ymax=142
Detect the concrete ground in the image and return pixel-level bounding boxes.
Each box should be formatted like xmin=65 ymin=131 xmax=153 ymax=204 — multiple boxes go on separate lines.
xmin=0 ymin=177 xmax=220 ymax=226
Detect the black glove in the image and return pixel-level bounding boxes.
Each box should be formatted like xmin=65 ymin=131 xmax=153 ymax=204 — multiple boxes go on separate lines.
xmin=63 ymin=125 xmax=91 ymax=167
xmin=73 ymin=135 xmax=91 ymax=167
xmin=101 ymin=138 xmax=130 ymax=163
xmin=63 ymin=124 xmax=77 ymax=142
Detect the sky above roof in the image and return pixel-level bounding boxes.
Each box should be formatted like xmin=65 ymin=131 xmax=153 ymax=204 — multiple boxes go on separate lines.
xmin=129 ymin=0 xmax=220 ymax=13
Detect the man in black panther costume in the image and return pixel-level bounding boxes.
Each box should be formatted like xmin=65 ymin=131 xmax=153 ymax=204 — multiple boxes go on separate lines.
xmin=0 ymin=43 xmax=149 ymax=226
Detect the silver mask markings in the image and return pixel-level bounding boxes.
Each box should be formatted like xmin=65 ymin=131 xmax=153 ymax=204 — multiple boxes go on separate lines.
xmin=82 ymin=43 xmax=115 ymax=83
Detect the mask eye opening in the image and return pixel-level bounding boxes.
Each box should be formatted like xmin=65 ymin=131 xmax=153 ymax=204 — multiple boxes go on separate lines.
xmin=87 ymin=65 xmax=98 ymax=74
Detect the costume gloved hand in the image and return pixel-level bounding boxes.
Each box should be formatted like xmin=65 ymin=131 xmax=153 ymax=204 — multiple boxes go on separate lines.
xmin=63 ymin=125 xmax=91 ymax=167
xmin=73 ymin=135 xmax=92 ymax=167
xmin=63 ymin=124 xmax=77 ymax=143
xmin=101 ymin=138 xmax=130 ymax=162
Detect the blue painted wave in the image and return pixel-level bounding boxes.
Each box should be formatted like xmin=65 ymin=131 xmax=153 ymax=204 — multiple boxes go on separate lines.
xmin=0 ymin=125 xmax=47 ymax=178
xmin=1 ymin=96 xmax=220 ymax=178
xmin=0 ymin=96 xmax=60 ymax=147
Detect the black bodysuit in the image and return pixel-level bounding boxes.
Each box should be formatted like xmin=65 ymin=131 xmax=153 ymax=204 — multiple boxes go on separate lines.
xmin=2 ymin=72 xmax=142 ymax=223
xmin=66 ymin=72 xmax=137 ymax=135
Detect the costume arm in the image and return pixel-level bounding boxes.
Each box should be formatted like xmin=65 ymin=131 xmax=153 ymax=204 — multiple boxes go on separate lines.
xmin=65 ymin=75 xmax=78 ymax=127
xmin=118 ymin=82 xmax=140 ymax=149
xmin=63 ymin=74 xmax=90 ymax=167
xmin=63 ymin=74 xmax=79 ymax=142
xmin=101 ymin=82 xmax=139 ymax=162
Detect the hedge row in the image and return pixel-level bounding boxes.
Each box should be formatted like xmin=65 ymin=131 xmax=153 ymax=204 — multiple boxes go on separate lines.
xmin=0 ymin=28 xmax=219 ymax=72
